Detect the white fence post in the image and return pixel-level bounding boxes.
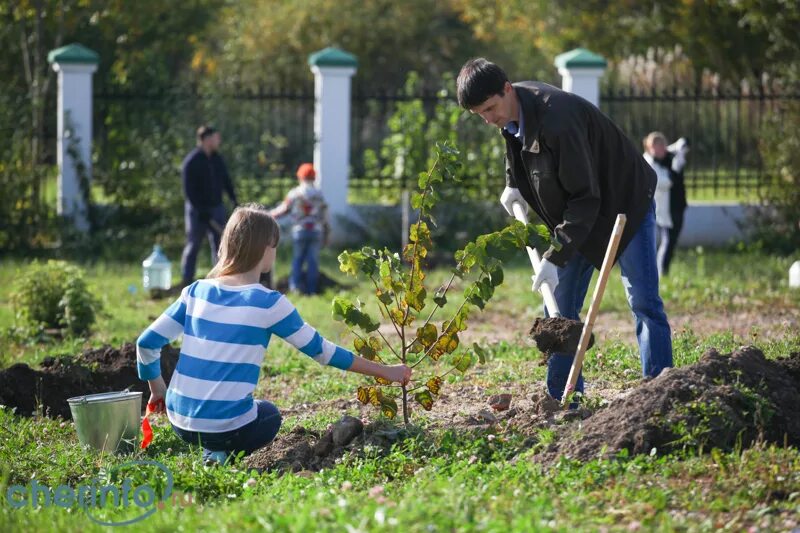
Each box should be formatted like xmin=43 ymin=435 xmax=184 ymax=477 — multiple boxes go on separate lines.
xmin=308 ymin=47 xmax=357 ymax=241
xmin=48 ymin=43 xmax=99 ymax=233
xmin=554 ymin=48 xmax=607 ymax=108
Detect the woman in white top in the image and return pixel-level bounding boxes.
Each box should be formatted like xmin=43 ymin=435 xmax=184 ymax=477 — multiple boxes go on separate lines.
xmin=643 ymin=132 xmax=689 ymax=276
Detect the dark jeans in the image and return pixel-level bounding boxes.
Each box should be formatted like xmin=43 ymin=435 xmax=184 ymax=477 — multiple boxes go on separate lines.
xmin=657 ymin=211 xmax=684 ymax=276
xmin=290 ymin=228 xmax=322 ymax=294
xmin=171 ymin=400 xmax=282 ymax=459
xmin=181 ymin=202 xmax=227 ymax=283
xmin=545 ymin=202 xmax=673 ymax=401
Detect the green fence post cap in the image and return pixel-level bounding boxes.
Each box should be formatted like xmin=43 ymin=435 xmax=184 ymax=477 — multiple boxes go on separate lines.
xmin=308 ymin=47 xmax=358 ymax=68
xmin=554 ymin=48 xmax=607 ymax=69
xmin=48 ymin=43 xmax=99 ymax=65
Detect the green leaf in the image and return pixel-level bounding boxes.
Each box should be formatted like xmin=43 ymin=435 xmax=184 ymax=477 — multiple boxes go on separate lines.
xmin=409 ymin=221 xmax=432 ymax=247
xmin=332 ymin=296 xmax=380 ymax=333
xmin=473 ymin=343 xmax=488 ymax=364
xmin=452 ymin=352 xmax=474 ymax=373
xmin=380 ymin=395 xmax=398 ymax=419
xmin=488 ymin=264 xmax=504 ymax=287
xmin=416 ymin=323 xmax=438 ymax=348
xmin=414 ymin=390 xmax=434 ymax=411
xmin=376 ymin=288 xmax=394 ymax=305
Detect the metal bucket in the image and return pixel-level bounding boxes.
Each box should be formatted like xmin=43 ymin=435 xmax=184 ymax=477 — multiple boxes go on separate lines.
xmin=67 ymin=391 xmax=143 ymax=453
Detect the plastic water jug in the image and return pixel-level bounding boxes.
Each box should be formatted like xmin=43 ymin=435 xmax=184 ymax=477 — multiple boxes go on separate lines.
xmin=142 ymin=245 xmax=172 ymax=290
xmin=790 ymin=260 xmax=800 ymax=289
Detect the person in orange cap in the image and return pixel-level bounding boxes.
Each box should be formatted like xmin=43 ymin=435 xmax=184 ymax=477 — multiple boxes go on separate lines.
xmin=270 ymin=163 xmax=330 ymax=294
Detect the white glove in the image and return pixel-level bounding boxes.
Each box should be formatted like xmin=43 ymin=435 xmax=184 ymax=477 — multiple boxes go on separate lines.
xmin=500 ymin=186 xmax=527 ymax=218
xmin=531 ymin=258 xmax=559 ymax=292
xmin=668 ymin=137 xmax=689 ymax=172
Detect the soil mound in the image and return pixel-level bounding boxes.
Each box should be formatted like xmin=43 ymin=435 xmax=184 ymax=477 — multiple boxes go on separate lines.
xmin=529 ymin=317 xmax=594 ymax=357
xmin=0 ymin=343 xmax=179 ymax=419
xmin=537 ymin=346 xmax=800 ymax=463
xmin=244 ymin=416 xmax=402 ymax=473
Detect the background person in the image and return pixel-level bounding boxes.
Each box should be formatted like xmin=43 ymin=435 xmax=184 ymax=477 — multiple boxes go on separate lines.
xmin=181 ymin=125 xmax=238 ymax=287
xmin=643 ymin=132 xmax=690 ymax=276
xmin=456 ymin=58 xmax=673 ymax=402
xmin=137 ymin=204 xmax=411 ymax=465
xmin=270 ymin=163 xmax=330 ymax=295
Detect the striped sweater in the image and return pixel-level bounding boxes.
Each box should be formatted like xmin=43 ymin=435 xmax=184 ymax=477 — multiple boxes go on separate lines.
xmin=136 ymin=279 xmax=354 ymax=433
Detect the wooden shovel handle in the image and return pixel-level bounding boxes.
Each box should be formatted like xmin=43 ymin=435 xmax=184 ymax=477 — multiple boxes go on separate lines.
xmin=561 ymin=213 xmax=627 ymax=406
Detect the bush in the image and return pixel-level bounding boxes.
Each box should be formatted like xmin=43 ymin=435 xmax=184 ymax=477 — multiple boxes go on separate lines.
xmin=11 ymin=260 xmax=102 ymax=336
xmin=751 ymin=101 xmax=800 ymax=253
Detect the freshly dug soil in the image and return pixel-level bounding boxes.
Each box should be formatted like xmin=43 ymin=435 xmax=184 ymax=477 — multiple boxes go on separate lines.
xmin=536 ymin=346 xmax=800 ymax=463
xmin=0 ymin=343 xmax=179 ymax=419
xmin=274 ymin=270 xmax=347 ymax=295
xmin=529 ymin=317 xmax=594 ymax=357
xmin=244 ymin=416 xmax=402 ymax=473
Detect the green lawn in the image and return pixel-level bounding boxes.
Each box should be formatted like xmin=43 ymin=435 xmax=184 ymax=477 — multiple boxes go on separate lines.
xmin=1 ymin=247 xmax=799 ymax=531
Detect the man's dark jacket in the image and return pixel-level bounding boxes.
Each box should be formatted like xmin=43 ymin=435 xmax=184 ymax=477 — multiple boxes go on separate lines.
xmin=503 ymin=81 xmax=657 ymax=269
xmin=182 ymin=147 xmax=237 ymax=211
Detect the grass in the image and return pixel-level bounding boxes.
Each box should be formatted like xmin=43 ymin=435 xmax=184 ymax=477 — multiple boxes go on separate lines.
xmin=1 ymin=247 xmax=799 ymax=531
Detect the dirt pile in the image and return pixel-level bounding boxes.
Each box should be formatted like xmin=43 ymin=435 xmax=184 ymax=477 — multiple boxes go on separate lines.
xmin=529 ymin=317 xmax=594 ymax=357
xmin=244 ymin=416 xmax=402 ymax=473
xmin=0 ymin=343 xmax=179 ymax=419
xmin=537 ymin=346 xmax=800 ymax=463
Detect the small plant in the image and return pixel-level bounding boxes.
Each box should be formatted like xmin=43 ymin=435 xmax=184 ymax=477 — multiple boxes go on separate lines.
xmin=11 ymin=260 xmax=102 ymax=337
xmin=334 ymin=142 xmax=553 ymax=423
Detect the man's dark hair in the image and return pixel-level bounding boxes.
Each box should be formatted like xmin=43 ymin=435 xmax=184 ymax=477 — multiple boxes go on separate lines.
xmin=456 ymin=58 xmax=509 ymax=109
xmin=196 ymin=125 xmax=217 ymax=142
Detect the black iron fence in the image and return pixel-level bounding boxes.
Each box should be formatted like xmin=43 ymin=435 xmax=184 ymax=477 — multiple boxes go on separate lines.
xmin=85 ymin=86 xmax=800 ymax=208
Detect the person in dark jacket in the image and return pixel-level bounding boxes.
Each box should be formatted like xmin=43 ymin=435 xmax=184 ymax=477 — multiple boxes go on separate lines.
xmin=181 ymin=125 xmax=238 ymax=286
xmin=643 ymin=132 xmax=689 ymax=276
xmin=457 ymin=58 xmax=672 ymax=401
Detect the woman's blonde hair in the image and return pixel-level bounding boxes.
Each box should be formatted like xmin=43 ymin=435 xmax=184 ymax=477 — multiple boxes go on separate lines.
xmin=643 ymin=131 xmax=668 ymax=151
xmin=207 ymin=203 xmax=280 ymax=278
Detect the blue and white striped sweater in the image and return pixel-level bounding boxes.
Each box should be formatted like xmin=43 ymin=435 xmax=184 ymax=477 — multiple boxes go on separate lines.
xmin=136 ymin=280 xmax=354 ymax=433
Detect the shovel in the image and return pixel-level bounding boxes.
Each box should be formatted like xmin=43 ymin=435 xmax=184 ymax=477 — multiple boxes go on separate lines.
xmin=560 ymin=213 xmax=627 ymax=407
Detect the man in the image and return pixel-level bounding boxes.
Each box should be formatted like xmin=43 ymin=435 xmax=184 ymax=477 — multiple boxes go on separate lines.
xmin=456 ymin=58 xmax=672 ymax=400
xmin=181 ymin=125 xmax=238 ymax=286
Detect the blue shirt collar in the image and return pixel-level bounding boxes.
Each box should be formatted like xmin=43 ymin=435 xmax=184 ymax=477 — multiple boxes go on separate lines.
xmin=503 ymin=106 xmax=524 ymax=140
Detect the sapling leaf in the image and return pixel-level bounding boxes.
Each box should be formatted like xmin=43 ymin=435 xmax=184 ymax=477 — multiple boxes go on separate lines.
xmin=368 ymin=387 xmax=382 ymax=407
xmin=380 ymin=395 xmax=398 ymax=419
xmin=375 ymin=376 xmax=391 ymax=385
xmin=426 ymin=376 xmax=443 ymax=395
xmin=433 ymin=286 xmax=447 ymax=307
xmin=414 ymin=390 xmax=434 ymax=411
xmin=357 ymin=386 xmax=370 ymax=405
xmin=473 ymin=343 xmax=488 ymax=364
xmin=452 ymin=352 xmax=474 ymax=373
xmin=416 ymin=323 xmax=438 ymax=348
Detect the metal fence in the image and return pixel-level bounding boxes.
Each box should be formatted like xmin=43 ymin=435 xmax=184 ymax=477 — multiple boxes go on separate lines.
xmin=600 ymin=88 xmax=800 ymax=196
xmin=88 ymin=86 xmax=797 ymax=207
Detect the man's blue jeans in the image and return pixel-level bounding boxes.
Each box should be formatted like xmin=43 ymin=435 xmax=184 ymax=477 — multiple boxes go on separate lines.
xmin=545 ymin=202 xmax=673 ymax=400
xmin=291 ymin=228 xmax=322 ymax=294
xmin=171 ymin=400 xmax=282 ymax=461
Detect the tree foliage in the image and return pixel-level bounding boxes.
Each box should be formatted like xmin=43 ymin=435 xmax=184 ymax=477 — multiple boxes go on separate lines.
xmin=334 ymin=142 xmax=553 ymax=424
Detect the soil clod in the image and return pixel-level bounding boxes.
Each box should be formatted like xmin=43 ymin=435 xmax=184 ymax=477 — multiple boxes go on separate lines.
xmin=488 ymin=393 xmax=512 ymax=412
xmin=529 ymin=317 xmax=595 ymax=357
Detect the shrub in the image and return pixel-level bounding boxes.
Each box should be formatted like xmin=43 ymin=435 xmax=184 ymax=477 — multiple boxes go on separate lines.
xmin=11 ymin=260 xmax=102 ymax=336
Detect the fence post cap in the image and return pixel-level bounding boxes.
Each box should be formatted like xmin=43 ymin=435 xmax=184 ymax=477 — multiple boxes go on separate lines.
xmin=308 ymin=47 xmax=358 ymax=68
xmin=554 ymin=48 xmax=607 ymax=70
xmin=48 ymin=43 xmax=99 ymax=65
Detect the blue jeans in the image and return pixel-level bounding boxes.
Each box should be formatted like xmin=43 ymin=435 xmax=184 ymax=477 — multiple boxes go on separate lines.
xmin=545 ymin=202 xmax=673 ymax=400
xmin=171 ymin=400 xmax=282 ymax=460
xmin=291 ymin=228 xmax=322 ymax=294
